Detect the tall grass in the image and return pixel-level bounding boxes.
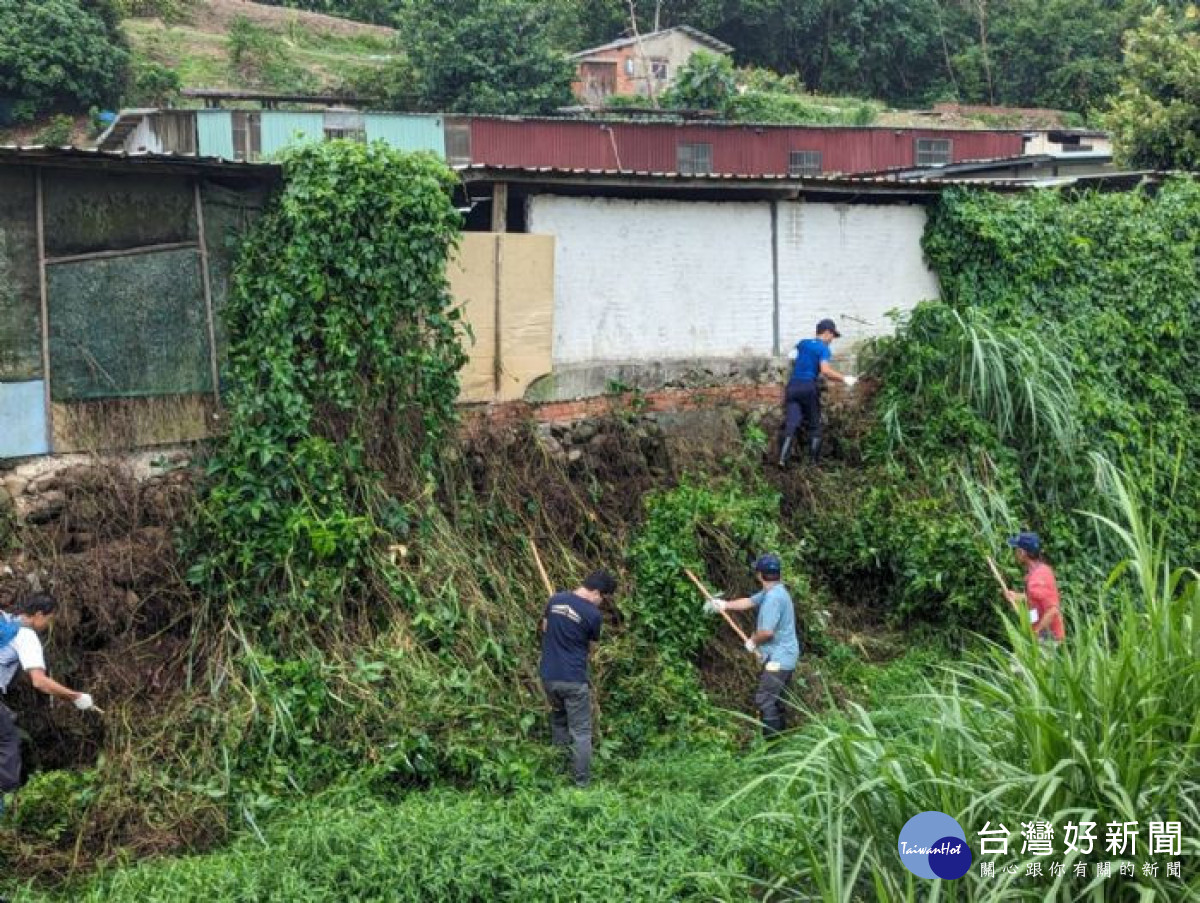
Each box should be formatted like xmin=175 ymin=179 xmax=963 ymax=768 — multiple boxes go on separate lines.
xmin=742 ymin=458 xmax=1200 ymax=901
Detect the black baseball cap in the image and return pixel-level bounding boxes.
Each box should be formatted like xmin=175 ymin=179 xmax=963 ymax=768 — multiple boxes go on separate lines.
xmin=816 ymin=318 xmax=841 ymax=338
xmin=582 ymin=570 xmax=617 ymax=595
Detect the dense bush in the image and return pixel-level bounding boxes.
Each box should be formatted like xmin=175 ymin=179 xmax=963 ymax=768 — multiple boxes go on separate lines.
xmin=0 ymin=0 xmax=130 ymax=114
xmin=746 ymin=464 xmax=1200 ymax=901
xmin=813 ymin=180 xmax=1200 ymax=629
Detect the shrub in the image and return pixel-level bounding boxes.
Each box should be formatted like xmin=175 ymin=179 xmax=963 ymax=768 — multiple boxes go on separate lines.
xmin=34 ymin=115 xmax=76 ymax=147
xmin=0 ymin=0 xmax=130 ymax=114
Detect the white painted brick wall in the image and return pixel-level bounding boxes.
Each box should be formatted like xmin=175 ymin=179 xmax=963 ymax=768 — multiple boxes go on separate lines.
xmin=529 ymin=196 xmax=774 ymax=365
xmin=527 ymin=195 xmax=940 ymax=370
xmin=777 ymin=202 xmax=940 ymax=354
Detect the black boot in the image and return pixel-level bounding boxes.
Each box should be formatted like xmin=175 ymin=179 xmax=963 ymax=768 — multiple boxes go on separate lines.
xmin=778 ymin=436 xmax=794 ymax=468
xmin=808 ymin=436 xmax=822 ymax=464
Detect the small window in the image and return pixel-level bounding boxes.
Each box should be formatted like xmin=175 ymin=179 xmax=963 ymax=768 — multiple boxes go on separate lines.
xmin=324 ymin=110 xmax=365 ymax=143
xmin=677 ymin=142 xmax=712 ymax=174
xmin=445 ymin=118 xmax=472 ymax=166
xmin=231 ymin=111 xmax=261 ymax=161
xmin=650 ymin=58 xmax=668 ymax=80
xmin=624 ymin=58 xmax=635 ymax=76
xmin=788 ymin=150 xmax=822 ymax=176
xmin=915 ymin=137 xmax=952 ymax=166
xmin=1060 ymin=143 xmax=1094 ymax=154
xmin=324 ymin=127 xmax=366 ymax=143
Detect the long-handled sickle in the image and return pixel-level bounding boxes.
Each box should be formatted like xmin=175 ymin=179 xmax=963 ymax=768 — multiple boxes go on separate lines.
xmin=683 ymin=567 xmax=751 ymax=645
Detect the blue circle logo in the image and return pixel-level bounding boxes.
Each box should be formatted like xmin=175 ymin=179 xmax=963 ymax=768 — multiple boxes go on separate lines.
xmin=898 ymin=811 xmax=973 ymax=880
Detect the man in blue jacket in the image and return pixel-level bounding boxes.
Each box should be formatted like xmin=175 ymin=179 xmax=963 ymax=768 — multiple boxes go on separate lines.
xmin=539 ymin=570 xmax=615 ymax=787
xmin=705 ymin=554 xmax=800 ymax=737
xmin=779 ymin=318 xmax=858 ymax=467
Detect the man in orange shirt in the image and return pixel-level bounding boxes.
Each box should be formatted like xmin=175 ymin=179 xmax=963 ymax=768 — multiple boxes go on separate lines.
xmin=1003 ymin=532 xmax=1065 ymax=647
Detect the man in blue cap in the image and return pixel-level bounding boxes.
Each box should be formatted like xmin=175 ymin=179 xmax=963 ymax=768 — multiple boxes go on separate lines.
xmin=704 ymin=554 xmax=800 ymax=737
xmin=1003 ymin=532 xmax=1064 ymax=646
xmin=779 ymin=318 xmax=858 ymax=467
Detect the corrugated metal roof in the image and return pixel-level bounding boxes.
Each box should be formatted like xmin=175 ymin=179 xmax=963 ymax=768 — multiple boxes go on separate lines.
xmin=455 ymin=163 xmax=1169 ymax=194
xmin=0 ymin=144 xmax=279 ymax=173
xmin=571 ymin=25 xmax=734 ymax=59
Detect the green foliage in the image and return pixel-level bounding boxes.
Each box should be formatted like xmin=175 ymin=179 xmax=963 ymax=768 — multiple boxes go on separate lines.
xmin=1108 ymin=6 xmax=1200 ymax=170
xmin=740 ymin=464 xmax=1200 ymax=901
xmin=114 ymin=0 xmax=196 ymax=20
xmin=399 ymin=0 xmax=574 ymax=114
xmin=33 ymin=115 xmax=75 ymax=147
xmin=128 ymin=59 xmax=182 ymax=107
xmin=7 ymin=770 xmax=99 ymax=843
xmin=226 ymin=16 xmax=319 ymax=93
xmin=13 ymin=752 xmax=799 ymax=902
xmin=665 ymin=51 xmax=736 ymax=112
xmin=843 ymin=180 xmax=1200 ymax=630
xmin=0 ymin=0 xmax=130 ymax=114
xmin=629 ymin=478 xmax=804 ymax=663
xmin=187 ymin=141 xmax=465 ymax=635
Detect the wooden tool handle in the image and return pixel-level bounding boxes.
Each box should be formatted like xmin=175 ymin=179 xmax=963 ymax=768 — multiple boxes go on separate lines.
xmin=683 ymin=567 xmax=751 ymax=644
xmin=531 ymin=539 xmax=553 ymax=595
xmin=985 ymin=555 xmax=1010 ymax=593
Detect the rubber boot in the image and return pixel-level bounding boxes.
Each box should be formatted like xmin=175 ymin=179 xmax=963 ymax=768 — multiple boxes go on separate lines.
xmin=808 ymin=436 xmax=822 ymax=465
xmin=777 ymin=436 xmax=794 ymax=468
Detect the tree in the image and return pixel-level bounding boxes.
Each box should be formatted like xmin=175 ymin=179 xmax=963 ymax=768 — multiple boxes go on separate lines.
xmin=1108 ymin=7 xmax=1200 ymax=169
xmin=667 ymin=51 xmax=736 ymax=111
xmin=399 ymin=0 xmax=575 ymax=114
xmin=0 ymin=0 xmax=130 ymax=114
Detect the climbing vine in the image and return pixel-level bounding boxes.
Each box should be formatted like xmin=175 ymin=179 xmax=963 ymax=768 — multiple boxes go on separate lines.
xmin=187 ymin=142 xmax=465 ymax=634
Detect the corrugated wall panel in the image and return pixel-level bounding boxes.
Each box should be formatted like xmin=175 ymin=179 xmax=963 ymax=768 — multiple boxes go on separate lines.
xmin=196 ymin=110 xmax=234 ymax=159
xmin=260 ymin=112 xmax=324 ymax=159
xmin=365 ymin=114 xmax=445 ymax=156
xmin=468 ymin=118 xmax=1026 ymax=175
xmin=0 ymin=380 xmax=49 ymax=458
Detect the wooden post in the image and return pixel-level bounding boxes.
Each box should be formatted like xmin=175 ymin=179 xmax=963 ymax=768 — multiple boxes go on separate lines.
xmin=193 ymin=180 xmax=221 ymax=404
xmin=491 ymin=182 xmax=508 ymax=233
xmin=493 ymin=235 xmax=503 ymax=395
xmin=34 ymin=170 xmax=53 ymax=452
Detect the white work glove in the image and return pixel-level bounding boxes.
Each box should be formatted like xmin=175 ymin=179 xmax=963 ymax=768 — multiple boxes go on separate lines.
xmin=73 ymin=693 xmax=94 ymax=712
xmin=787 ymin=348 xmax=798 ymax=361
xmin=744 ymin=638 xmax=757 ymax=653
xmin=703 ymin=597 xmax=727 ymax=615
xmin=843 ymin=375 xmax=859 ymax=388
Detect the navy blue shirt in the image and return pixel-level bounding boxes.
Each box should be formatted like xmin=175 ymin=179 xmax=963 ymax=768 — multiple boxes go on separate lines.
xmin=791 ymin=338 xmax=831 ymax=383
xmin=539 ymin=591 xmax=602 ymax=684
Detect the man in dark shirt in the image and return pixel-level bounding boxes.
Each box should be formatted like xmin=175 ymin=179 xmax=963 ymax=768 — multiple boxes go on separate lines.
xmin=779 ymin=318 xmax=858 ymax=467
xmin=539 ymin=570 xmax=615 ymax=787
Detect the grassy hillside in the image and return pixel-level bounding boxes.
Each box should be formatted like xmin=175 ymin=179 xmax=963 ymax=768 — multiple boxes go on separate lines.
xmin=125 ymin=0 xmax=399 ymax=95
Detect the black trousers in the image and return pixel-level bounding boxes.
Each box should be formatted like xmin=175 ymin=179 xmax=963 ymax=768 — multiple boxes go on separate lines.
xmin=0 ymin=703 xmax=20 ymax=794
xmin=754 ymin=668 xmax=795 ymax=738
xmin=782 ymin=380 xmax=821 ymax=446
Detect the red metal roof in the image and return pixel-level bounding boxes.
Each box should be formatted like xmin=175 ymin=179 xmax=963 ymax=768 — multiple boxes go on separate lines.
xmin=466 ymin=118 xmax=1026 ymax=176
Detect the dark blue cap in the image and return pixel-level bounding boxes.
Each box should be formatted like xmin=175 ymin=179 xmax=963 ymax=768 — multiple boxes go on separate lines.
xmin=753 ymin=553 xmax=782 ymax=577
xmin=816 ymin=318 xmax=841 ymax=338
xmin=1007 ymin=532 xmax=1041 ymax=555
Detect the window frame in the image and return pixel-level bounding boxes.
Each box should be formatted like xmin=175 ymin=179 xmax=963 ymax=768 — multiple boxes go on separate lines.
xmin=788 ymin=149 xmax=823 ymax=177
xmin=914 ymin=137 xmax=953 ymax=166
xmin=676 ymin=141 xmax=713 ymax=174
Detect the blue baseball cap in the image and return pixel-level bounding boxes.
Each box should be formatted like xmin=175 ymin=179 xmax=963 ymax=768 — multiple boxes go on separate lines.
xmin=753 ymin=553 xmax=782 ymax=577
xmin=816 ymin=318 xmax=841 ymax=338
xmin=1007 ymin=532 xmax=1041 ymax=555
